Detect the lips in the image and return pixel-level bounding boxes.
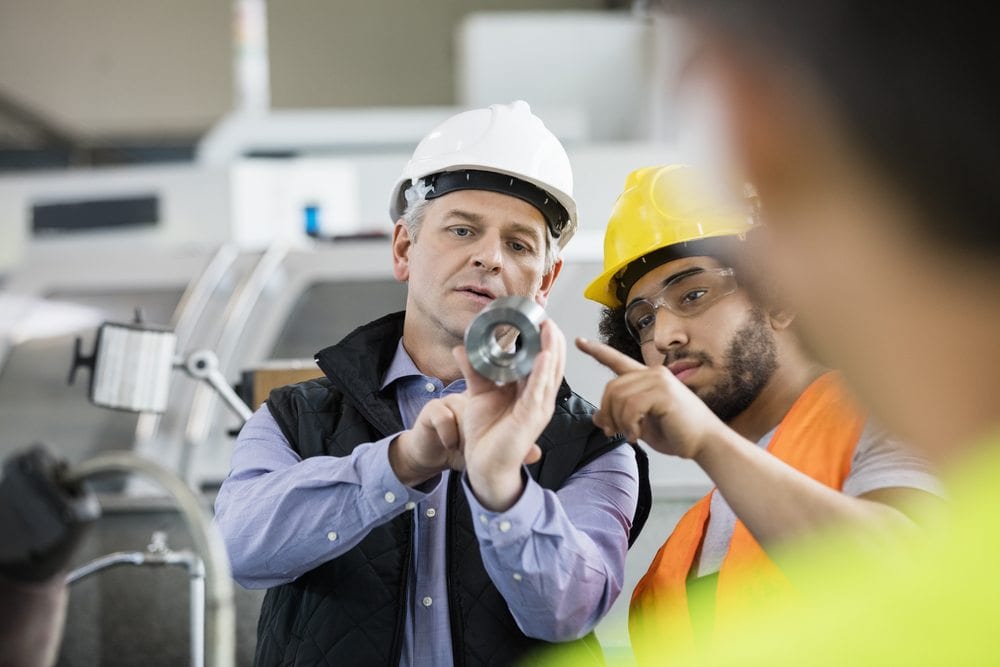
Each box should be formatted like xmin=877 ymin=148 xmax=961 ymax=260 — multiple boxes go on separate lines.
xmin=456 ymin=285 xmax=498 ymax=304
xmin=668 ymin=359 xmax=701 ymax=381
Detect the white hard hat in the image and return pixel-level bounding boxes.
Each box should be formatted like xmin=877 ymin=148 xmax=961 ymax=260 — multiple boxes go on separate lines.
xmin=389 ymin=100 xmax=578 ymax=248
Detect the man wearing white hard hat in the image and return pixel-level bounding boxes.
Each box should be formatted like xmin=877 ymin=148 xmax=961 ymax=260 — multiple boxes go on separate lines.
xmin=215 ymin=101 xmax=651 ymax=666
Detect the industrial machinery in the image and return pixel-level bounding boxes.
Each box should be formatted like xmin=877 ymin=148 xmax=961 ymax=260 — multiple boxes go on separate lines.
xmin=0 ymin=444 xmax=234 ymax=667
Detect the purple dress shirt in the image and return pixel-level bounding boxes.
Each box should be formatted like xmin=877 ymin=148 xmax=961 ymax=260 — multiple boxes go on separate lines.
xmin=214 ymin=341 xmax=638 ymax=666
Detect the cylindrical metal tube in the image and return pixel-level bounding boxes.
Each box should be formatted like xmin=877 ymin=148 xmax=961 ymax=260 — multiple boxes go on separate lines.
xmin=464 ymin=296 xmax=546 ymax=384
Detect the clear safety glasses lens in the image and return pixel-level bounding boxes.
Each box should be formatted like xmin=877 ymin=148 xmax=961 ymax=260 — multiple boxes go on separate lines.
xmin=624 ymin=267 xmax=737 ymax=344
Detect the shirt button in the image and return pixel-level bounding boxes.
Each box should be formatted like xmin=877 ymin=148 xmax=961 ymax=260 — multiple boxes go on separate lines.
xmin=384 ymin=491 xmax=396 ymax=503
xmin=424 ymin=382 xmax=435 ymax=393
xmin=499 ymin=520 xmax=511 ymax=533
xmin=479 ymin=514 xmax=488 ymax=525
xmin=422 ymin=596 xmax=433 ymax=607
xmin=425 ymin=508 xmax=436 ymax=518
xmin=405 ymin=501 xmax=416 ymax=511
xmin=327 ymin=531 xmax=338 ymax=542
xmin=512 ymin=572 xmax=523 ymax=582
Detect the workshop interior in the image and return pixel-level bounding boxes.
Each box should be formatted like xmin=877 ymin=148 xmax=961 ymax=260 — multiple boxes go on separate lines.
xmin=0 ymin=2 xmax=719 ymax=665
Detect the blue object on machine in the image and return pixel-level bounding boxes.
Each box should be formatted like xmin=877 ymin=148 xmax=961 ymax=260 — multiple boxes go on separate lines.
xmin=303 ymin=203 xmax=321 ymax=237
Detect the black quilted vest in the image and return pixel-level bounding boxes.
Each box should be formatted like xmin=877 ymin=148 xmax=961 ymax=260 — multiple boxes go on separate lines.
xmin=255 ymin=312 xmax=650 ymax=666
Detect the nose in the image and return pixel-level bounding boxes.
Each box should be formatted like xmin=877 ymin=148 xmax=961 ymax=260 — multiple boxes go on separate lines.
xmin=472 ymin=231 xmax=503 ymax=273
xmin=651 ymin=308 xmax=689 ymax=354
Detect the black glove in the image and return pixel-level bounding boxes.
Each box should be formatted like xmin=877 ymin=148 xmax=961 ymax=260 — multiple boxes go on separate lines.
xmin=0 ymin=445 xmax=100 ymax=582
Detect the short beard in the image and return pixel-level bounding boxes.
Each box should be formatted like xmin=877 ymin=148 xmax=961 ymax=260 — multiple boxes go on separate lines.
xmin=697 ymin=307 xmax=778 ymax=423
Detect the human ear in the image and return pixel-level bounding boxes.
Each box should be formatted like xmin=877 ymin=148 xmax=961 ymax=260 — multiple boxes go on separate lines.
xmin=391 ymin=221 xmax=412 ymax=282
xmin=534 ymin=258 xmax=563 ymax=307
xmin=768 ymin=308 xmax=795 ymax=331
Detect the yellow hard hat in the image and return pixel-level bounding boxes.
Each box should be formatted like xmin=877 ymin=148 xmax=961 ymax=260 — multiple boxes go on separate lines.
xmin=584 ymin=164 xmax=755 ymax=307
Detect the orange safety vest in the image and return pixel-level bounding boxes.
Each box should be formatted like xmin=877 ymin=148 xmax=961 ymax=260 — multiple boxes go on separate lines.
xmin=629 ymin=371 xmax=865 ymax=664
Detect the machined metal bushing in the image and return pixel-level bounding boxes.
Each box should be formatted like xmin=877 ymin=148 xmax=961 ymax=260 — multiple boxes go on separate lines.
xmin=464 ymin=296 xmax=546 ymax=384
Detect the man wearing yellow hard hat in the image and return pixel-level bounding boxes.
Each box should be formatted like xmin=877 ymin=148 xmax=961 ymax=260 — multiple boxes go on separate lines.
xmin=574 ymin=164 xmax=941 ymax=664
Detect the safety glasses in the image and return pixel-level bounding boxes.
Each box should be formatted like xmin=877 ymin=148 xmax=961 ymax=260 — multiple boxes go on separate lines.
xmin=624 ymin=267 xmax=738 ymax=344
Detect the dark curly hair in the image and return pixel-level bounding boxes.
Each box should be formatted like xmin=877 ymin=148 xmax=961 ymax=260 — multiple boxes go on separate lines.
xmin=598 ymin=305 xmax=643 ymax=363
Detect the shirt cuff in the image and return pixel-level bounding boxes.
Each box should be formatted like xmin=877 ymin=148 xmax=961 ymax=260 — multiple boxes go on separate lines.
xmin=462 ymin=468 xmax=540 ymax=547
xmin=358 ymin=433 xmax=444 ymax=516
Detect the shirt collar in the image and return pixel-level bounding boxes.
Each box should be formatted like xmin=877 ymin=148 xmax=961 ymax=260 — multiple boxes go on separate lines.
xmin=379 ymin=338 xmax=468 ymax=395
xmin=380 ymin=339 xmax=424 ymax=391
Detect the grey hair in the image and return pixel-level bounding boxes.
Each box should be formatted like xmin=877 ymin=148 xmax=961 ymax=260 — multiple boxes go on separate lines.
xmin=401 ymin=185 xmax=560 ymax=273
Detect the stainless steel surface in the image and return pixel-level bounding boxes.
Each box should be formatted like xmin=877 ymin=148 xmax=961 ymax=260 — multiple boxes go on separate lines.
xmin=464 ymin=296 xmax=546 ymax=385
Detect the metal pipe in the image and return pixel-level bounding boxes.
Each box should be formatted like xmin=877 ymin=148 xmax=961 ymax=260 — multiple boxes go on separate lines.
xmin=134 ymin=244 xmax=241 ymax=446
xmin=201 ymin=365 xmax=254 ymax=423
xmin=65 ymin=453 xmax=234 ymax=667
xmin=66 ymin=538 xmax=207 ymax=667
xmin=65 ymin=551 xmax=144 ymax=583
xmin=189 ymin=556 xmax=206 ymax=667
xmin=178 ymin=349 xmax=254 ymax=423
xmin=182 ymin=242 xmax=289 ymax=483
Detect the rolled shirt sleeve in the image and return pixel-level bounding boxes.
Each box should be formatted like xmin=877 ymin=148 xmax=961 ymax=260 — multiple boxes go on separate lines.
xmin=462 ymin=443 xmax=639 ymax=641
xmin=213 ymin=404 xmax=440 ymax=588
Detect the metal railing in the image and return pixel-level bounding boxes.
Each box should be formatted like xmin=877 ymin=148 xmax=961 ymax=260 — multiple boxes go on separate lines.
xmin=67 ymin=531 xmax=206 ymax=667
xmin=65 ymin=451 xmax=234 ymax=667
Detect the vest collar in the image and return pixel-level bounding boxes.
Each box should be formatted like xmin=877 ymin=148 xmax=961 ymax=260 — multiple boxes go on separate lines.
xmin=314 ymin=311 xmax=407 ymax=435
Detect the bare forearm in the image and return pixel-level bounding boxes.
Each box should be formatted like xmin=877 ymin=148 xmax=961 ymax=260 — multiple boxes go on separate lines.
xmin=693 ymin=430 xmax=914 ymax=547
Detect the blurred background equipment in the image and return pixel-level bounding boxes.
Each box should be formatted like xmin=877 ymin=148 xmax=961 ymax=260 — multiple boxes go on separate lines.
xmin=68 ymin=315 xmax=253 ymax=423
xmin=0 ymin=445 xmax=99 ymax=667
xmin=66 ymin=531 xmax=208 ymax=667
xmin=68 ymin=316 xmax=177 ymax=414
xmin=0 ymin=443 xmax=236 ymax=667
xmin=0 ymin=445 xmax=100 ymax=583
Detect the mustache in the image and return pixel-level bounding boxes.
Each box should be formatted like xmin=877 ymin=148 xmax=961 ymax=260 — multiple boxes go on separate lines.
xmin=663 ymin=349 xmax=714 ymax=368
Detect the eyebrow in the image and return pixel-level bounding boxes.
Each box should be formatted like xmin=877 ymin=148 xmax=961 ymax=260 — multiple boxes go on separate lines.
xmin=443 ymin=209 xmax=484 ymax=225
xmin=663 ymin=266 xmax=706 ymax=287
xmin=626 ymin=267 xmax=706 ymax=308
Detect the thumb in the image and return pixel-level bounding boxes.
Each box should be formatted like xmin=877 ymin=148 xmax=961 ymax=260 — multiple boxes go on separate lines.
xmin=452 ymin=344 xmax=496 ymax=394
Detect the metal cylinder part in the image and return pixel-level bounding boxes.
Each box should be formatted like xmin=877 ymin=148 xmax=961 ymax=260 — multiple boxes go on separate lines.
xmin=464 ymin=296 xmax=546 ymax=384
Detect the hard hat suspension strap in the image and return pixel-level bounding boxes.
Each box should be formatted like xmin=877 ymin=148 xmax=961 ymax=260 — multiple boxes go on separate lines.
xmin=421 ymin=169 xmax=570 ymax=240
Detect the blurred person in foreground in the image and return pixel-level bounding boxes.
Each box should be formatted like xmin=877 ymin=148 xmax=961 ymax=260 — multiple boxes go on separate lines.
xmin=584 ymin=3 xmax=1000 ymax=665
xmin=573 ymin=163 xmax=940 ymax=665
xmin=213 ymin=101 xmax=650 ymax=666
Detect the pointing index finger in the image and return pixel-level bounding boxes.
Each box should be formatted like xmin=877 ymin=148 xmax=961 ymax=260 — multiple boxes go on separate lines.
xmin=575 ymin=337 xmax=646 ymax=376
